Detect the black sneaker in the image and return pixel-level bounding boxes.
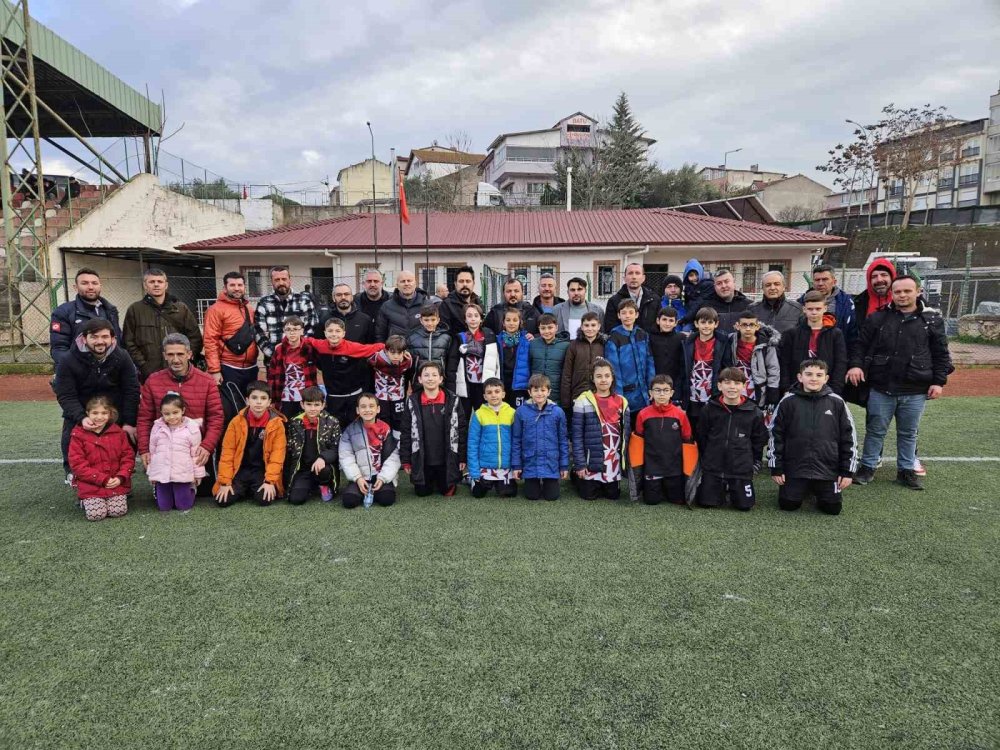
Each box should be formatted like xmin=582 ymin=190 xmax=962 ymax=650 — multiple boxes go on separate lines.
xmin=896 ymin=469 xmax=924 ymax=491
xmin=854 ymin=465 xmax=875 ymax=485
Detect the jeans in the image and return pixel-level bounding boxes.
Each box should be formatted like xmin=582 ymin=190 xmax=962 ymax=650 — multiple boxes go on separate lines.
xmin=861 ymin=390 xmax=926 ymax=471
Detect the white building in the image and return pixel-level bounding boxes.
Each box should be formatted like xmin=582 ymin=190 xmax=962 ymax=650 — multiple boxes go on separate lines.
xmin=404 ymin=146 xmax=485 ymax=181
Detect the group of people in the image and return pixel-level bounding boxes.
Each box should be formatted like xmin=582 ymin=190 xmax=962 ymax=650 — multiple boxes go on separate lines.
xmin=50 ymin=256 xmax=952 ymax=521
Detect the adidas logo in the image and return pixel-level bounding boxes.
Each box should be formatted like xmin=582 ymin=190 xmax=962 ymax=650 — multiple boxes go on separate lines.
xmin=824 ymin=409 xmax=833 ymax=415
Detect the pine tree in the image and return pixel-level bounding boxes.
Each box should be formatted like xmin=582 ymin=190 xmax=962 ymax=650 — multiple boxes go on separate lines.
xmin=600 ymin=92 xmax=653 ymax=208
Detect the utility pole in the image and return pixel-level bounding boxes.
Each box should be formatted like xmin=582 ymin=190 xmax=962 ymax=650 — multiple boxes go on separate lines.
xmin=367 ymin=121 xmax=378 ymax=264
xmin=566 ymin=166 xmax=573 ymax=212
xmin=723 ymin=147 xmax=742 ymax=194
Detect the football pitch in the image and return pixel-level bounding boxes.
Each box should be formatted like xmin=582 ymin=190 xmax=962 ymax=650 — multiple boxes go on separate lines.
xmin=1 ymin=399 xmax=997 ymax=749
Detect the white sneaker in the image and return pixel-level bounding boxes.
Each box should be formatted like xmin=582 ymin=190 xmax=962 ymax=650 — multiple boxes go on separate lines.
xmin=913 ymin=458 xmax=926 ymax=477
xmin=874 ymin=457 xmax=884 ymax=470
xmin=65 ymin=472 xmax=74 ymax=486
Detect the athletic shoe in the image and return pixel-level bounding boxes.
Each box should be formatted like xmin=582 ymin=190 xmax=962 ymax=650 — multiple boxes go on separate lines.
xmin=854 ymin=465 xmax=876 ymax=485
xmin=320 ymin=485 xmax=333 ymax=503
xmin=912 ymin=458 xmax=926 ymax=477
xmin=443 ymin=485 xmax=456 ymax=497
xmin=896 ymin=469 xmax=924 ymax=491
xmin=65 ymin=472 xmax=74 ymax=486
xmin=874 ymin=457 xmax=884 ymax=470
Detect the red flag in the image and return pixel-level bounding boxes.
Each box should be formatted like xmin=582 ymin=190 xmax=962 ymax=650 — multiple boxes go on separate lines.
xmin=398 ymin=170 xmax=410 ymax=224
xmin=242 ymin=184 xmax=248 ymax=199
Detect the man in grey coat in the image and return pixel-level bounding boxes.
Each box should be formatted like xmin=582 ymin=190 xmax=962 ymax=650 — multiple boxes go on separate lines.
xmin=553 ymin=277 xmax=603 ymax=337
xmin=748 ymin=271 xmax=802 ymax=335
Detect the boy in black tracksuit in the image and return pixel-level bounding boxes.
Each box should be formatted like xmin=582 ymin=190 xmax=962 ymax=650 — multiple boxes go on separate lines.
xmin=400 ymin=361 xmax=467 ymax=496
xmin=648 ymin=307 xmax=685 ymax=397
xmin=768 ymin=359 xmax=857 ymax=515
xmin=695 ymin=367 xmax=768 ymax=510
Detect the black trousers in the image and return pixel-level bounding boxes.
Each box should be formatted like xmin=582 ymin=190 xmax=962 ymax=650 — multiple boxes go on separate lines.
xmin=220 ymin=365 xmax=260 ymax=426
xmin=342 ymin=482 xmax=396 ymax=509
xmin=378 ymin=398 xmax=405 ymax=435
xmin=413 ymin=464 xmax=453 ymax=496
xmin=61 ymin=418 xmax=75 ymax=473
xmin=287 ymin=466 xmax=334 ymax=504
xmin=326 ymin=394 xmax=360 ymax=431
xmin=778 ymin=478 xmax=842 ymax=515
xmin=523 ymin=477 xmax=560 ymax=501
xmin=280 ymin=401 xmax=303 ymax=419
xmin=503 ymin=390 xmax=528 ymax=409
xmin=697 ymin=473 xmax=755 ymax=510
xmin=578 ymin=478 xmax=620 ymax=500
xmin=642 ymin=475 xmax=686 ymax=505
xmin=471 ymin=478 xmax=518 ymax=498
xmin=460 ymin=383 xmax=486 ymax=417
xmin=686 ymin=400 xmax=707 ymax=435
xmin=218 ymin=466 xmax=271 ymax=506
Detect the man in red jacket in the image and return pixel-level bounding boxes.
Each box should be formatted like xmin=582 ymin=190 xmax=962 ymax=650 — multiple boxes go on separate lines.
xmin=137 ymin=333 xmax=224 ymax=493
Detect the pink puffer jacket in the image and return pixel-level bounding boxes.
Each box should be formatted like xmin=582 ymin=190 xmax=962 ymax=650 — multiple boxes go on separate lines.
xmin=146 ymin=417 xmax=207 ymax=484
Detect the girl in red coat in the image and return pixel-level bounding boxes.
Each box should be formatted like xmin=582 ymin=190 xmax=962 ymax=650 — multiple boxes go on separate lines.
xmin=68 ymin=396 xmax=136 ymax=521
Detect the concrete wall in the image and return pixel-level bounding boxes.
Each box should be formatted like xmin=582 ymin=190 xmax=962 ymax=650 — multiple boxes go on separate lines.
xmin=335 ymin=159 xmax=393 ymax=206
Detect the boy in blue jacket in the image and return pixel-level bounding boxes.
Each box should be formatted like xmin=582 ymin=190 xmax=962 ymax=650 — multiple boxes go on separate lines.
xmin=467 ymin=378 xmax=517 ymax=498
xmin=512 ymin=374 xmax=569 ymax=501
xmin=605 ymin=299 xmax=655 ymax=423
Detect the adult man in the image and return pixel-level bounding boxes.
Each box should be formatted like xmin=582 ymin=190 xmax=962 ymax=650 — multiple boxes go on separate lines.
xmin=847 ymin=275 xmax=951 ymax=491
xmin=315 ymin=283 xmax=374 ymax=343
xmin=854 ymin=258 xmax=896 ymax=326
xmin=748 ymin=271 xmax=802 ymax=334
xmin=431 ymin=283 xmax=449 ymax=304
xmin=485 ymin=277 xmax=540 ymax=336
xmin=799 ymin=264 xmax=857 ymax=346
xmin=375 ymin=271 xmax=429 ymax=340
xmin=682 ymin=268 xmax=750 ymax=330
xmin=532 ymin=272 xmax=565 ymax=316
xmin=254 ymin=266 xmax=317 ymax=361
xmin=438 ymin=265 xmax=481 ymax=334
xmin=136 ymin=333 xmax=224 ymax=494
xmin=54 ymin=319 xmax=139 ymax=478
xmin=554 ymin=277 xmax=603 ymax=337
xmin=603 ymin=262 xmax=658 ymax=333
xmin=203 ymin=271 xmax=259 ymax=417
xmin=356 ymin=269 xmax=390 ymax=321
xmin=50 ymin=268 xmax=122 ymax=366
xmin=122 ymin=268 xmax=203 ymax=382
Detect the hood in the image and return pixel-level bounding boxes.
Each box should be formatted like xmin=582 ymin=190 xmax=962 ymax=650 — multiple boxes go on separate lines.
xmin=575 ymin=328 xmax=607 ymax=343
xmin=533 ymin=294 xmax=565 ymax=307
xmin=215 ymin=290 xmax=250 ymax=307
xmin=474 ymin=401 xmax=516 ymax=422
xmin=789 ymin=382 xmax=833 ymax=398
xmin=73 ymin=333 xmax=119 ymax=357
xmin=711 ymin=395 xmax=755 ymax=412
xmin=865 ymin=257 xmax=897 ymax=312
xmin=683 ymin=259 xmax=705 ymax=282
xmin=798 ymin=313 xmax=837 ymax=331
xmin=755 ymin=324 xmax=780 ymax=348
xmin=538 ymin=331 xmax=570 ymax=343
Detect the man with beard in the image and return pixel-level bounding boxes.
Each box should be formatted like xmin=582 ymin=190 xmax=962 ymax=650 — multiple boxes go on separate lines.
xmin=603 ymin=262 xmax=659 ymax=334
xmin=50 ymin=268 xmax=122 ymax=366
xmin=254 ymin=265 xmax=317 ymax=363
xmin=485 ymin=277 xmax=540 ymax=336
xmin=682 ymin=268 xmax=751 ymax=331
xmin=854 ymin=258 xmax=896 ymax=326
xmin=438 ymin=266 xmax=482 ymax=334
xmin=532 ymin=273 xmax=565 ymax=316
xmin=315 ymin=283 xmax=375 ymax=342
xmin=356 ymin=269 xmax=391 ymax=321
xmin=203 ymin=271 xmax=259 ymax=420
xmin=54 ymin=319 xmax=139 ymax=480
xmin=554 ymin=277 xmax=603 ymax=338
xmin=748 ymin=271 xmax=802 ymax=335
xmin=375 ymin=271 xmax=429 ymax=340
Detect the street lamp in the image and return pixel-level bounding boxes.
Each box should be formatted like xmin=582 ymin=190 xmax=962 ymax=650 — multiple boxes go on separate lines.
xmin=367 ymin=121 xmax=378 ymax=264
xmin=723 ymin=147 xmax=742 ymax=194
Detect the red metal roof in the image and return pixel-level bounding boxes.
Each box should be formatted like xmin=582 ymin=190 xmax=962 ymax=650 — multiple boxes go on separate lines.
xmin=178 ymin=208 xmax=844 ymax=252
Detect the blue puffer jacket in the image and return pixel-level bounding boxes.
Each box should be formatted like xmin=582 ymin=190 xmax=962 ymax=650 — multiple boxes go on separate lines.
xmin=683 ymin=259 xmax=714 ymax=306
xmin=467 ymin=402 xmax=516 ymax=479
xmin=605 ymin=325 xmax=656 ymax=410
xmin=529 ymin=331 xmax=570 ymax=403
xmin=572 ymin=391 xmax=630 ymax=472
xmin=659 ymin=296 xmax=691 ymax=332
xmin=497 ymin=330 xmax=532 ymax=391
xmin=512 ymin=401 xmax=569 ymax=479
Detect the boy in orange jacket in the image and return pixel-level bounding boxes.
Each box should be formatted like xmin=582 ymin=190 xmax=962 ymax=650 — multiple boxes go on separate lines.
xmin=214 ymin=381 xmax=287 ymax=506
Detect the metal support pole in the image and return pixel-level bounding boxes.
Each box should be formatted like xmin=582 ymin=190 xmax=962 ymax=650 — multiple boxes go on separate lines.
xmin=957 ymin=243 xmax=973 ymax=317
xmin=367 ymin=121 xmax=378 ymax=265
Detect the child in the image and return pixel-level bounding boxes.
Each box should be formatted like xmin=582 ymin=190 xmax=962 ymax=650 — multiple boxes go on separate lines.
xmin=368 ymin=334 xmax=413 ymax=437
xmin=605 ymin=299 xmax=655 ymax=419
xmin=497 ymin=306 xmax=531 ymax=408
xmin=283 ymin=386 xmax=340 ymax=504
xmin=400 ymin=361 xmax=466 ymax=496
xmin=682 ymin=259 xmax=714 ymax=307
xmin=339 ymin=393 xmax=401 ymax=509
xmin=313 ymin=317 xmax=385 ymax=428
xmin=512 ymin=374 xmax=569 ymax=501
xmin=660 ymin=274 xmax=689 ymax=331
xmin=695 ymin=367 xmax=767 ymax=510
xmin=408 ymin=304 xmax=452 ymax=376
xmin=769 ymin=359 xmax=857 ymax=515
xmin=560 ymin=311 xmax=606 ymax=414
xmin=633 ymin=374 xmax=692 ymax=505
xmin=146 ymin=393 xmax=205 ymax=512
xmin=266 ymin=316 xmax=320 ymax=418
xmin=213 ymin=381 xmax=287 ymax=506
xmin=467 ymin=378 xmax=517 ymax=498
xmin=680 ymin=306 xmax=734 ymax=430
xmin=68 ymin=395 xmax=135 ymax=521
xmin=649 ymin=307 xmax=685 ymax=393
xmin=529 ymin=313 xmax=571 ymax=407
xmin=780 ymin=290 xmax=847 ymax=395
xmin=572 ymin=359 xmax=629 ymax=500
xmin=447 ymin=303 xmax=500 ymax=415
xmin=728 ymin=311 xmax=781 ymax=409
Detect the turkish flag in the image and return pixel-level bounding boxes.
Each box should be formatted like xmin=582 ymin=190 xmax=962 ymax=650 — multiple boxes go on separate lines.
xmin=398 ymin=170 xmax=410 ymax=225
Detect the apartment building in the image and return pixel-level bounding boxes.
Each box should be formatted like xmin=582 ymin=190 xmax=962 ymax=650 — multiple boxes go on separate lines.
xmin=983 ymin=84 xmax=1000 ymax=206
xmin=698 ymin=165 xmax=787 ymax=192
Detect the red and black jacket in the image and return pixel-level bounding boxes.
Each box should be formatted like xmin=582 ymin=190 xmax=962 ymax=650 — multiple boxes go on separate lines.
xmin=634 ymin=402 xmax=691 ymax=478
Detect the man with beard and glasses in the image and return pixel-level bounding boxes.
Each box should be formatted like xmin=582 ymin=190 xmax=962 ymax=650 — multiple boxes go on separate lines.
xmin=254 ymin=265 xmax=317 ymax=363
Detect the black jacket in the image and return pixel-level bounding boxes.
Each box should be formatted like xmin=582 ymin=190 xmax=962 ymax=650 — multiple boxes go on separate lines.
xmin=283 ymin=412 xmax=342 ymax=491
xmin=767 ymin=385 xmax=857 ymax=480
xmin=54 ymin=338 xmax=140 ymax=426
xmin=679 ymin=331 xmax=734 ymax=405
xmin=400 ymin=391 xmax=467 ymax=486
xmin=356 ymin=289 xmax=390 ymax=322
xmin=375 ymin=289 xmax=429 ymax=341
xmin=50 ymin=295 xmax=122 ymax=366
xmin=848 ymin=300 xmax=952 ymax=396
xmin=683 ymin=290 xmax=751 ymax=329
xmin=603 ymin=284 xmax=659 ymax=334
xmin=648 ymin=330 xmax=685 ymax=389
xmin=780 ymin=320 xmax=848 ymax=395
xmin=314 ymin=304 xmax=374 ymax=343
xmin=485 ymin=300 xmax=539 ymax=337
xmin=438 ymin=290 xmax=482 ymax=335
xmin=696 ymin=397 xmax=767 ymax=478
xmin=532 ymin=294 xmax=565 ymax=316
xmin=122 ymin=294 xmax=203 ymax=381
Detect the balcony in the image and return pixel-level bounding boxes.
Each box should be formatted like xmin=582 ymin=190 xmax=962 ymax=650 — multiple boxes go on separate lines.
xmin=888 ymin=186 xmax=904 ymax=198
xmin=958 ymin=173 xmax=981 ymax=187
xmin=936 ymin=178 xmax=954 ymax=191
xmin=961 ymin=146 xmax=981 ymax=159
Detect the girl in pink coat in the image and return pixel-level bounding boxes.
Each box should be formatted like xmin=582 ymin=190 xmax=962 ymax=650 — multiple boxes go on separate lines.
xmin=147 ymin=393 xmax=206 ymax=511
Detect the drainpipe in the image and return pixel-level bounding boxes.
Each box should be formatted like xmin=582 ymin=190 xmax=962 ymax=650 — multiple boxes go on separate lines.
xmin=623 ymin=245 xmax=650 ymax=263
xmin=323 ymin=250 xmax=342 ymax=283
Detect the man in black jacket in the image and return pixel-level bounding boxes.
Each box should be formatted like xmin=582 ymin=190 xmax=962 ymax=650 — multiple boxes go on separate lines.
xmin=50 ymin=268 xmax=121 ymax=366
xmin=375 ymin=271 xmax=428 ymax=341
xmin=532 ymin=272 xmax=565 ymax=316
xmin=438 ymin=265 xmax=482 ymax=334
xmin=357 ymin=269 xmax=390 ymax=321
xmin=847 ymin=275 xmax=952 ymax=490
xmin=54 ymin=319 xmax=140 ymax=477
xmin=603 ymin=262 xmax=658 ymax=333
xmin=485 ymin=278 xmax=539 ymax=336
xmin=682 ymin=268 xmax=750 ymax=330
xmin=314 ymin=284 xmax=374 ymax=342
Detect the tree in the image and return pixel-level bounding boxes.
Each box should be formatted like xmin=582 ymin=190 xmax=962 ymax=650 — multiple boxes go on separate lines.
xmin=600 ymin=92 xmax=654 ymax=208
xmin=167 ymin=177 xmax=239 ymax=199
xmin=775 ymin=204 xmax=820 ymax=222
xmin=403 ymin=174 xmax=456 ymax=211
xmin=642 ymin=163 xmax=722 ymax=207
xmin=549 ymin=147 xmax=603 ymax=210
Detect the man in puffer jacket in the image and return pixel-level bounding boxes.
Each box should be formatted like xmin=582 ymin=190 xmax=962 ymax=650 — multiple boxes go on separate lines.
xmin=512 ymin=374 xmax=569 ymax=501
xmin=375 ymin=272 xmax=428 ymax=341
xmin=604 ymin=300 xmax=655 ymax=417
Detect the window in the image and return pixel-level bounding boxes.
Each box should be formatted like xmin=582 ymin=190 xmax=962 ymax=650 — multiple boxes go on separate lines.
xmin=420 ymin=267 xmax=436 ymax=292
xmin=527 ymin=182 xmax=547 ymax=195
xmin=567 ymin=124 xmax=591 ymax=133
xmin=959 ymin=187 xmax=978 ymax=203
xmin=593 ymin=260 xmax=620 ymax=297
xmin=741 ymin=266 xmax=759 ymax=294
xmin=507 ymin=147 xmax=556 ymax=163
xmin=240 ymin=266 xmax=270 ymax=297
xmin=310 ymin=267 xmax=333 ymax=302
xmin=936 ymin=195 xmax=952 ymax=208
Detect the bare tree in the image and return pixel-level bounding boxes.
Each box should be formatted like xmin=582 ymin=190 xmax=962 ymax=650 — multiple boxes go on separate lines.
xmin=776 ymin=204 xmax=820 ymax=222
xmin=445 ymin=130 xmax=475 ymax=154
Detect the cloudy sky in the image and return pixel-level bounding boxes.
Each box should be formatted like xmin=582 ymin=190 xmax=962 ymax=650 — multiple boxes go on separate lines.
xmin=28 ymin=0 xmax=1000 ymax=202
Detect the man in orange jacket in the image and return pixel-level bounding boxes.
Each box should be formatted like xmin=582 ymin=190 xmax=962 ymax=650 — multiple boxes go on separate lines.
xmin=203 ymin=271 xmax=259 ymax=422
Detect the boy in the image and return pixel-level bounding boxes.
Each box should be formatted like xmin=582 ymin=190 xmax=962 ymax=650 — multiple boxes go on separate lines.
xmin=467 ymin=378 xmax=517 ymax=498
xmin=400 ymin=361 xmax=466 ymax=496
xmin=680 ymin=306 xmax=734 ymax=430
xmin=407 ymin=304 xmax=452 ymax=376
xmin=572 ymin=359 xmax=629 ymax=501
xmin=283 ymin=386 xmax=340 ymax=504
xmin=769 ymin=359 xmax=857 ymax=515
xmin=267 ymin=316 xmax=320 ymax=418
xmin=633 ymin=374 xmax=692 ymax=505
xmin=512 ymin=374 xmax=570 ymax=501
xmin=605 ymin=299 xmax=655 ymax=419
xmin=339 ymin=393 xmax=401 ymax=509
xmin=497 ymin=306 xmax=531 ymax=408
xmin=529 ymin=313 xmax=571 ymax=407
xmin=695 ymin=368 xmax=767 ymax=510
xmin=728 ymin=311 xmax=781 ymax=409
xmin=780 ymin=290 xmax=847 ymax=395
xmin=560 ymin=311 xmax=606 ymax=413
xmin=368 ymin=334 xmax=413 ymax=437
xmin=214 ymin=381 xmax=287 ymax=507
xmin=312 ymin=318 xmax=385 ymax=429
xmin=649 ymin=307 xmax=685 ymax=395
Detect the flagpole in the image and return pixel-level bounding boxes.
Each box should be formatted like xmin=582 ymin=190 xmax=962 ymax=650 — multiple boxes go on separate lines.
xmin=396 ymin=156 xmax=404 ymax=271
xmin=424 ymin=200 xmax=430 ymax=290
xmin=366 ymin=121 xmax=378 ymax=265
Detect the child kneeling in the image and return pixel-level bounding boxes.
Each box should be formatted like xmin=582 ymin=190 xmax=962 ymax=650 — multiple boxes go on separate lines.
xmin=339 ymin=393 xmax=401 ymax=508
xmin=69 ymin=395 xmax=135 ymax=521
xmin=512 ymin=374 xmax=569 ymax=501
xmin=467 ymin=378 xmax=517 ymax=498
xmin=214 ymin=381 xmax=287 ymax=506
xmin=283 ymin=386 xmax=340 ymax=504
xmin=401 ymin=362 xmax=466 ymax=497
xmin=572 ymin=359 xmax=629 ymax=500
xmin=634 ymin=374 xmax=692 ymax=504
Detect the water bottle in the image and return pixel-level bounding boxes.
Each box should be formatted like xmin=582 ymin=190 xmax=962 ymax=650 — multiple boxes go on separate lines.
xmin=363 ymin=475 xmax=375 ymax=509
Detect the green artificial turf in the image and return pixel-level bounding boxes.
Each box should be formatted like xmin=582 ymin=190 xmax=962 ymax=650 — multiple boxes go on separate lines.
xmin=0 ymin=400 xmax=997 ymax=749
